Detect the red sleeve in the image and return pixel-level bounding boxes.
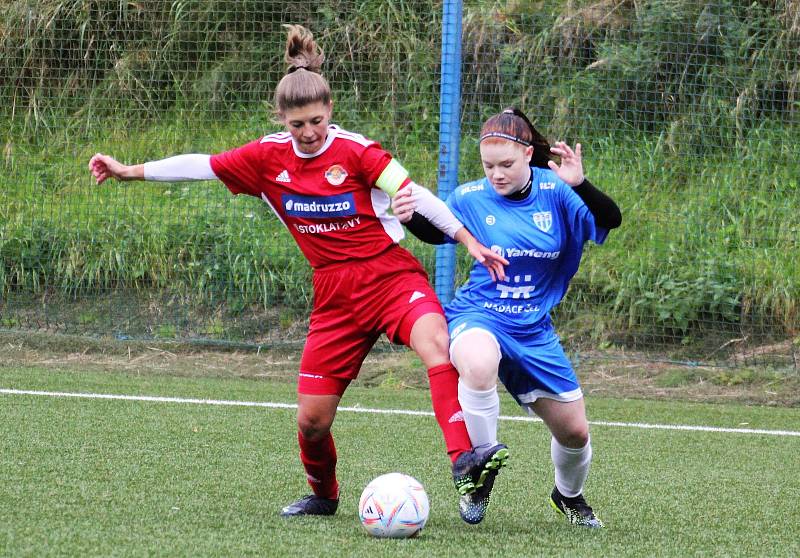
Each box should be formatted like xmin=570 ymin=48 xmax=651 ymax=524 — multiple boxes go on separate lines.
xmin=209 ymin=139 xmax=264 ymax=196
xmin=359 ymin=142 xmax=394 ymax=187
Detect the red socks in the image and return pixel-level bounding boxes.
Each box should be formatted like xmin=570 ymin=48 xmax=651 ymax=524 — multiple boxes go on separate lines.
xmin=296 ymin=363 xmax=469 ymax=496
xmin=298 ymin=430 xmax=339 ymax=500
xmin=427 ymin=363 xmax=473 ymax=463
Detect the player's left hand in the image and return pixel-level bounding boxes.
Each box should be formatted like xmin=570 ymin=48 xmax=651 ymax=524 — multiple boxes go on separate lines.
xmin=547 ymin=141 xmax=585 ymax=187
xmin=465 ymin=239 xmax=508 ymax=282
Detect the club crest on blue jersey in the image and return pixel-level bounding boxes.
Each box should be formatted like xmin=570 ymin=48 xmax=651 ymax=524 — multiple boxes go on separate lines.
xmin=532 ymin=211 xmax=553 ymax=232
xmin=282 ymin=193 xmax=356 ymax=218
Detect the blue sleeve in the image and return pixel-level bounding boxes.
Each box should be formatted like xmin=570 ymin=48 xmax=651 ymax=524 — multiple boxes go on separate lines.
xmin=549 ymin=181 xmax=608 ymax=289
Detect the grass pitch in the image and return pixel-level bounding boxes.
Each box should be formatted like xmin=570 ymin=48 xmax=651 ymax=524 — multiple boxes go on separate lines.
xmin=1 ymin=366 xmax=799 ymax=557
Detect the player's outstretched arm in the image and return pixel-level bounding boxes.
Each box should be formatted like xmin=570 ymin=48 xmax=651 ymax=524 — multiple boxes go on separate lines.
xmin=89 ymin=153 xmax=217 ymax=184
xmin=89 ymin=153 xmax=144 ymax=184
xmin=392 ymin=185 xmax=508 ymax=280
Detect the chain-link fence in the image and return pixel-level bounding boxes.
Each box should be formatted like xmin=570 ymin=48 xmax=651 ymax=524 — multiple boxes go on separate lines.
xmin=2 ymin=0 xmax=798 ymax=370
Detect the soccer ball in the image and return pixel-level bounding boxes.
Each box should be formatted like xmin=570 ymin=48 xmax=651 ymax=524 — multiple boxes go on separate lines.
xmin=358 ymin=472 xmax=430 ymax=538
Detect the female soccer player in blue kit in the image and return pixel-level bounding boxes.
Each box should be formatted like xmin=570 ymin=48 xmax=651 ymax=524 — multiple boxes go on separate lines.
xmin=392 ymin=107 xmax=621 ymax=526
xmin=88 ymin=25 xmax=511 ymax=522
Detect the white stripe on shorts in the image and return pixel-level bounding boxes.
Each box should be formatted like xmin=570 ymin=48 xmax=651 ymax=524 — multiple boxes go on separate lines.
xmin=518 ymin=386 xmax=584 ymax=414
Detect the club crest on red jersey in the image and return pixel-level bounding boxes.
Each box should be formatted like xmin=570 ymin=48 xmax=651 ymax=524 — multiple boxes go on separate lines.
xmin=325 ymin=165 xmax=348 ymax=186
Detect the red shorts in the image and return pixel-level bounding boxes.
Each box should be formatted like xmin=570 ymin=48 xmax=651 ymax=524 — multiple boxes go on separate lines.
xmin=298 ymin=245 xmax=444 ymax=396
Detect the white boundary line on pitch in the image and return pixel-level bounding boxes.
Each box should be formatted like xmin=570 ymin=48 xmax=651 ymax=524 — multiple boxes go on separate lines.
xmin=2 ymin=387 xmax=800 ymax=437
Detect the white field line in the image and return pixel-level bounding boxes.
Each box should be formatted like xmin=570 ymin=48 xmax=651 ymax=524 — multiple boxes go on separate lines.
xmin=2 ymin=387 xmax=800 ymax=437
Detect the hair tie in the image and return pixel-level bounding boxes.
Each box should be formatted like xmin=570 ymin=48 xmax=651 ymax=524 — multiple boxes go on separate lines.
xmin=479 ymin=131 xmax=532 ymax=147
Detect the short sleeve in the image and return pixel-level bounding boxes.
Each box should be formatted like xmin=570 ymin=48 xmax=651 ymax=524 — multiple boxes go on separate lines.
xmin=360 ymin=143 xmax=398 ymax=189
xmin=209 ymin=139 xmax=264 ymax=196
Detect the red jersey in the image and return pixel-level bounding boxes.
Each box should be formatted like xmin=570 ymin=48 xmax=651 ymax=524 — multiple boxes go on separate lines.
xmin=209 ymin=125 xmax=408 ymax=269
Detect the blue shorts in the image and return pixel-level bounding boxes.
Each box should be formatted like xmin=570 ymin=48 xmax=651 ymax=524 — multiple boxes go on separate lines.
xmin=447 ymin=312 xmax=582 ymax=408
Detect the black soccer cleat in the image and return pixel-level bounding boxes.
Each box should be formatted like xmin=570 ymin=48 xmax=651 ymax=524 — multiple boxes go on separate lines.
xmin=459 ymin=467 xmax=499 ymax=525
xmin=453 ymin=443 xmax=509 ymax=524
xmin=452 ymin=443 xmax=510 ymax=496
xmin=549 ymin=486 xmax=603 ymax=528
xmin=280 ymin=495 xmax=339 ymax=517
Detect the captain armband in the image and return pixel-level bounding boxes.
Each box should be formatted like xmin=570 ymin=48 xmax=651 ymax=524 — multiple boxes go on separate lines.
xmin=375 ymin=159 xmax=410 ymax=196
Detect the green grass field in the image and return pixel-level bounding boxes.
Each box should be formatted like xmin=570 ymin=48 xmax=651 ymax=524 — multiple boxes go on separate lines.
xmin=2 ymin=366 xmax=799 ymax=557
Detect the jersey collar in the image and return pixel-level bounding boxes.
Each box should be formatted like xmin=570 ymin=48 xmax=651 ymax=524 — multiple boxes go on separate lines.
xmin=291 ymin=125 xmax=339 ymax=159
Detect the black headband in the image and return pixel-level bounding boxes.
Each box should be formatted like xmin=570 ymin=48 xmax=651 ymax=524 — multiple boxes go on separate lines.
xmin=478 ymin=131 xmax=532 ymax=147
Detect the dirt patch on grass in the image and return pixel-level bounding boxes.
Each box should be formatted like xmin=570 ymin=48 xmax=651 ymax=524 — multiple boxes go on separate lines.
xmin=1 ymin=331 xmax=798 ymax=407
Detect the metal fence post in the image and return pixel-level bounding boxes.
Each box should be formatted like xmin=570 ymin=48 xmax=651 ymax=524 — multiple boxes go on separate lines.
xmin=435 ymin=0 xmax=463 ymax=304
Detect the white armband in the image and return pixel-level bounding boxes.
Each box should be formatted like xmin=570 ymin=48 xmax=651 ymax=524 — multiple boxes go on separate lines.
xmin=407 ymin=182 xmax=464 ymax=238
xmin=143 ymin=154 xmax=217 ymax=181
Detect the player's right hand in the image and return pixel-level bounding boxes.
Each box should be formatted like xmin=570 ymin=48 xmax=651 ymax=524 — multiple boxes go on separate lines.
xmin=464 ymin=238 xmax=508 ymax=282
xmin=391 ymin=186 xmax=416 ymax=223
xmin=88 ymin=153 xmax=127 ymax=184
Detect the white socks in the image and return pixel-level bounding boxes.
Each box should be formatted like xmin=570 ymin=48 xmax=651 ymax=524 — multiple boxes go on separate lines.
xmin=457 ymin=380 xmax=500 ymax=449
xmin=458 ymin=376 xmax=593 ymax=497
xmin=551 ymin=436 xmax=592 ymax=498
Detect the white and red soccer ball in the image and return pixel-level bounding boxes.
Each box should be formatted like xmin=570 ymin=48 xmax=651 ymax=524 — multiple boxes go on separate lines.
xmin=358 ymin=472 xmax=430 ymax=538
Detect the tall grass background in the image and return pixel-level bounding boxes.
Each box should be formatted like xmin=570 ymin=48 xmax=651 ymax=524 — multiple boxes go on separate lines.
xmin=1 ymin=0 xmax=798 ymax=368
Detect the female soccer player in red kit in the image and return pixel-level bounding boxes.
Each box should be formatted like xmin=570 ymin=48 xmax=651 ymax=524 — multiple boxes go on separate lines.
xmin=89 ymin=25 xmax=509 ymax=521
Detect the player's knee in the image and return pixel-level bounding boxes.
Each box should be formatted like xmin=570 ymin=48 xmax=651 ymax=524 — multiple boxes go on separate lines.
xmin=297 ymin=413 xmax=333 ymax=441
xmin=429 ymin=328 xmax=451 ymax=358
xmin=457 ymin=360 xmax=499 ymax=391
xmin=557 ymin=426 xmax=590 ymax=448
xmin=453 ymin=346 xmax=499 ymax=390
xmin=412 ymin=326 xmax=451 ymax=367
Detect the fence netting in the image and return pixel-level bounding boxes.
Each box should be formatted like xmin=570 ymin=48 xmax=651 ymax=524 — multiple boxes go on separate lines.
xmin=1 ymin=0 xmax=798 ymax=371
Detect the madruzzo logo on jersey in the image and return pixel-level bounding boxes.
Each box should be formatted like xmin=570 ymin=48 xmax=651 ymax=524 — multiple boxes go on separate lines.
xmin=282 ymin=193 xmax=356 ymax=218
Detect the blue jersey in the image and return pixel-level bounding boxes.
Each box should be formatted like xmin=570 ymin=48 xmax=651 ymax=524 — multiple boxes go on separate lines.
xmin=445 ymin=167 xmax=608 ymax=333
